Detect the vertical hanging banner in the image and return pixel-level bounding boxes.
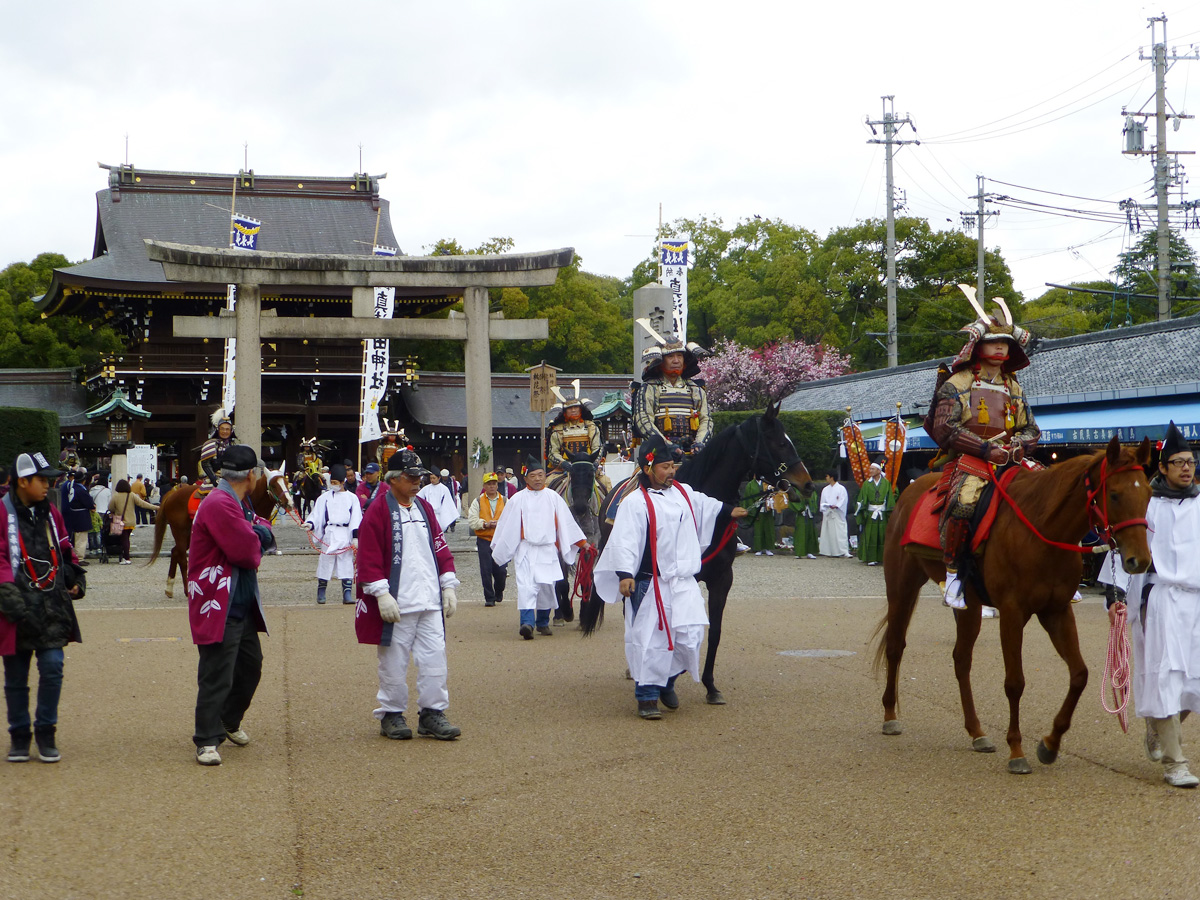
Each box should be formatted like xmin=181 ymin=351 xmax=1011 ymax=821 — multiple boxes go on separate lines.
xmin=882 ymin=404 xmax=907 ymax=494
xmin=659 ymin=239 xmax=689 ymax=338
xmin=221 ymin=214 xmax=264 ymax=414
xmin=359 ymin=245 xmax=397 ymax=444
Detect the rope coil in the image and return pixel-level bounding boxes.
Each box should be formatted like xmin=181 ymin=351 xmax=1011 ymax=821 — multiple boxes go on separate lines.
xmin=1101 ymin=600 xmax=1131 ymax=733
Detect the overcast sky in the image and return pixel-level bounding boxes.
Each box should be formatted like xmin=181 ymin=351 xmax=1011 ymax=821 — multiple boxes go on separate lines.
xmin=5 ymin=0 xmax=1200 ymax=305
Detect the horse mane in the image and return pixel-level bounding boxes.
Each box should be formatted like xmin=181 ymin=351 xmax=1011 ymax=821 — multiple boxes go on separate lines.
xmin=677 ymin=422 xmax=742 ymax=488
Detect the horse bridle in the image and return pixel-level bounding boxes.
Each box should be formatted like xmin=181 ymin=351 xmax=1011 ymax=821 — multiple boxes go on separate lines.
xmin=1084 ymin=459 xmax=1149 ymax=549
xmin=734 ymin=417 xmax=797 ymax=488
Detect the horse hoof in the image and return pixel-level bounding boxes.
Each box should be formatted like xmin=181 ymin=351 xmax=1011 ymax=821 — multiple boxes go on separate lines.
xmin=164 ymin=589 xmax=173 ymax=599
xmin=1036 ymin=740 xmax=1058 ymax=765
xmin=706 ymin=690 xmax=726 ymax=706
xmin=1008 ymin=757 xmax=1033 ymax=775
xmin=972 ymin=736 xmax=996 ymax=753
xmin=882 ymin=720 xmax=903 ymax=736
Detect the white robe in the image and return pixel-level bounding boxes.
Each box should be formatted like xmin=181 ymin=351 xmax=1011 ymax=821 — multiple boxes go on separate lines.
xmin=818 ymin=482 xmax=850 ymax=557
xmin=417 ymin=482 xmax=459 ymax=533
xmin=305 ymin=488 xmax=362 ymax=580
xmin=594 ymin=482 xmax=725 ymax=687
xmin=490 ymin=488 xmax=585 ymax=611
xmin=1127 ymin=490 xmax=1200 ymax=719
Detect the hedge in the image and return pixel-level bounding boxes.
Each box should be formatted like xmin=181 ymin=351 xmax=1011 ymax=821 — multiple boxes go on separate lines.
xmin=0 ymin=407 xmax=60 ymax=473
xmin=710 ymin=409 xmax=845 ymax=476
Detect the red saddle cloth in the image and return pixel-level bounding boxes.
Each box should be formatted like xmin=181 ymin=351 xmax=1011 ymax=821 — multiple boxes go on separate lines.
xmin=901 ymin=465 xmax=1023 ymax=558
xmin=187 ymin=485 xmax=209 ymax=520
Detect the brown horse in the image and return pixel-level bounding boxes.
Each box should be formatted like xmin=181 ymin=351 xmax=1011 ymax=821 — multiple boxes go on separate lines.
xmin=149 ymin=467 xmax=294 ymax=598
xmin=874 ymin=436 xmax=1153 ymax=774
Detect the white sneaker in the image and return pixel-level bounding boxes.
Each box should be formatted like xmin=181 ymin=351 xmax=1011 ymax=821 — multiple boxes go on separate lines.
xmin=196 ymin=745 xmax=222 ymax=766
xmin=119 ymin=559 xmax=133 ymax=566
xmin=224 ymin=727 xmax=250 ymax=747
xmin=763 ymin=550 xmax=774 ymax=557
xmin=1164 ymin=763 xmax=1199 ymax=788
xmin=736 ymin=542 xmax=750 ymax=553
xmin=806 ymin=554 xmax=816 ymax=559
xmin=1071 ymin=590 xmax=1083 ymax=603
xmin=942 ymin=572 xmax=966 ymax=609
xmin=981 ymin=606 xmax=998 ymax=618
xmin=755 ymin=551 xmax=763 ymax=556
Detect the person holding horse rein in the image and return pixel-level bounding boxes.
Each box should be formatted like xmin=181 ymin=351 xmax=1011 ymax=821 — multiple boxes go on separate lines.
xmin=926 ymin=285 xmax=1039 ymax=610
xmin=593 ymin=436 xmax=747 ymax=719
xmin=546 ymin=387 xmax=601 ymax=472
xmin=1124 ymin=421 xmax=1200 ymax=788
xmin=198 ymin=409 xmax=238 ymax=489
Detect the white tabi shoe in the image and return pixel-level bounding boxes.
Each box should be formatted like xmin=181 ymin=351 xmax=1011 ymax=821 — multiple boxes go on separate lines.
xmin=941 ymin=572 xmax=967 ymax=609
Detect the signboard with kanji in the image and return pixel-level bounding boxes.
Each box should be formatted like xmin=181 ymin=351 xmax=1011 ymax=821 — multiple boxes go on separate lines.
xmin=528 ymin=363 xmax=559 ymax=412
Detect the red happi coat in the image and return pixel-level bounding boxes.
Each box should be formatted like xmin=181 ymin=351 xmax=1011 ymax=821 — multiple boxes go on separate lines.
xmin=186 ymin=483 xmax=271 ymax=645
xmin=0 ymin=499 xmax=78 ymax=656
xmin=354 ymin=493 xmax=456 ymax=646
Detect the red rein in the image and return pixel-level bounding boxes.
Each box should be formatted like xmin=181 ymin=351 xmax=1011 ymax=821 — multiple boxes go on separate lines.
xmin=989 ymin=458 xmax=1147 ymax=554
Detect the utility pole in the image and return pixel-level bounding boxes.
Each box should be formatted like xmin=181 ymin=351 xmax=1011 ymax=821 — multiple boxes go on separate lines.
xmin=1121 ymin=14 xmax=1199 ymax=321
xmin=961 ymin=175 xmax=1000 ymax=304
xmin=866 ymin=96 xmax=917 ymax=367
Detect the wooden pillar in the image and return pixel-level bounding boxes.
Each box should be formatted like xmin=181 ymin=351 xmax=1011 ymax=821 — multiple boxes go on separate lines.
xmin=235 ymin=283 xmax=262 ymax=459
xmin=463 ymin=286 xmax=492 ymax=500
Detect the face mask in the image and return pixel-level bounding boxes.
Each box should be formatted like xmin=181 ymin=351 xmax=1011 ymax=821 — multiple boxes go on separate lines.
xmin=331 ymin=483 xmax=344 ymax=492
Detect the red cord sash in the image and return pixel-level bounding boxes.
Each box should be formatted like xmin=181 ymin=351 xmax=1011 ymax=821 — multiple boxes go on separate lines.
xmin=639 ymin=486 xmax=674 ymax=651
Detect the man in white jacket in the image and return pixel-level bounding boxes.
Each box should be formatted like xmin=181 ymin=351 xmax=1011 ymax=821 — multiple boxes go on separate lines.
xmin=818 ymin=470 xmax=851 ymax=558
xmin=303 ymin=463 xmax=362 ymax=604
xmin=593 ymin=436 xmax=746 ymax=718
xmin=417 ymin=471 xmax=459 ymax=534
xmin=490 ymin=456 xmax=586 ymax=639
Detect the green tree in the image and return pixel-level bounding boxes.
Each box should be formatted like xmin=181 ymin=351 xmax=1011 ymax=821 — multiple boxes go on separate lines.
xmin=0 ymin=253 xmax=125 ymax=368
xmin=1110 ymin=228 xmax=1200 ymax=320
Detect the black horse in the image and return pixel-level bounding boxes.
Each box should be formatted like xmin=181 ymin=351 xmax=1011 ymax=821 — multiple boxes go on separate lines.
xmin=295 ymin=472 xmax=325 ymax=518
xmin=579 ymin=399 xmax=814 ymax=704
xmin=548 ymin=449 xmax=607 ymax=623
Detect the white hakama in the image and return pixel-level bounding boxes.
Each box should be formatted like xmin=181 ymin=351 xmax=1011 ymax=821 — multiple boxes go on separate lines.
xmin=305 ymin=488 xmax=362 ymax=580
xmin=490 ymin=488 xmax=585 ymax=613
xmin=818 ymin=482 xmax=850 ymax=557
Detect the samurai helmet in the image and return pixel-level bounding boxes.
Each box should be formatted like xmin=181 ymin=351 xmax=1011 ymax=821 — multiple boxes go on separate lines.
xmin=549 ymin=378 xmax=594 ymax=424
xmin=636 ymin=318 xmax=709 ymax=381
xmin=949 ymin=284 xmax=1034 ymax=374
xmin=210 ymin=408 xmax=233 ymax=428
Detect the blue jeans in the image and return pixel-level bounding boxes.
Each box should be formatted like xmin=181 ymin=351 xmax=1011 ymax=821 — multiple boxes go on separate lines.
xmin=628 ymin=579 xmax=682 ymax=701
xmin=4 ymin=648 xmax=65 ymax=734
xmin=519 ymin=608 xmax=551 ymax=628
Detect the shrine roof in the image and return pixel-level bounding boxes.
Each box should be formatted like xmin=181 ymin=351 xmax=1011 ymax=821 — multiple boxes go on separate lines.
xmin=400 ymin=374 xmax=631 ymax=433
xmin=781 ymin=314 xmax=1200 ymax=421
xmin=0 ymin=369 xmax=90 ymax=429
xmin=86 ymin=388 xmax=151 ymax=421
xmin=38 ymin=164 xmax=400 ymax=311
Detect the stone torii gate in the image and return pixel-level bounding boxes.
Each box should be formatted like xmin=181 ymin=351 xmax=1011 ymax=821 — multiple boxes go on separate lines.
xmin=144 ymin=240 xmax=572 ymax=497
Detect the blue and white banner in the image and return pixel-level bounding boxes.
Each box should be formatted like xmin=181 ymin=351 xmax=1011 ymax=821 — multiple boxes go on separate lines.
xmin=659 ymin=239 xmax=690 ymax=339
xmin=359 ymin=245 xmax=397 ymax=444
xmin=231 ymin=214 xmax=262 ymax=250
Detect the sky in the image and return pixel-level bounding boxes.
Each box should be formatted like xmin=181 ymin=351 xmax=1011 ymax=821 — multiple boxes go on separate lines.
xmin=5 ymin=0 xmax=1200 ymax=305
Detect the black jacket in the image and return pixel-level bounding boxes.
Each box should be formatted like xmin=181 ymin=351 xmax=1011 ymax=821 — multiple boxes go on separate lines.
xmin=0 ymin=495 xmax=84 ymax=651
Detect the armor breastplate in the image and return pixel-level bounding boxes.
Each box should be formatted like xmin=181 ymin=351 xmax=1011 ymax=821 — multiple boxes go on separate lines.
xmin=964 ymin=380 xmax=1011 ymax=441
xmin=652 ymin=382 xmax=699 ymax=441
xmin=558 ymin=422 xmax=593 ymax=455
xmin=379 ymin=444 xmax=397 ymax=469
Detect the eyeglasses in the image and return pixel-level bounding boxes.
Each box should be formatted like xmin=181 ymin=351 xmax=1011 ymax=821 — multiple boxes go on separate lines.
xmin=1167 ymin=458 xmax=1197 ymax=470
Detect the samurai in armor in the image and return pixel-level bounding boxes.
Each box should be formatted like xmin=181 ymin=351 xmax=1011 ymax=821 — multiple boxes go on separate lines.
xmin=632 ymin=319 xmax=712 ymax=454
xmin=926 ymin=286 xmax=1039 ymax=609
xmin=198 ymin=409 xmax=239 ymax=487
xmin=546 ymin=386 xmax=601 ymax=471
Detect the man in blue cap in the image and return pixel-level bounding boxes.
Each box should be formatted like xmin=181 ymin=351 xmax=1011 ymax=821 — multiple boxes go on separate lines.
xmin=357 ymin=462 xmax=383 ymax=510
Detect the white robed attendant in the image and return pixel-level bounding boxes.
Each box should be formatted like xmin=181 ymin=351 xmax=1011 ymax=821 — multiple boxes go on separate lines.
xmin=595 ymin=481 xmax=726 ymax=687
xmin=305 ymin=485 xmax=362 ymax=580
xmin=1127 ymin=488 xmax=1200 ymax=719
xmin=818 ymin=479 xmax=850 ymax=557
xmin=417 ymin=480 xmax=459 ymax=533
xmin=490 ymin=483 xmax=585 ymax=614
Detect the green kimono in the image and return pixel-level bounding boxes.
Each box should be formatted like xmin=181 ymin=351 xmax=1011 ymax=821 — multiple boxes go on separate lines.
xmin=854 ymin=476 xmax=893 ymax=564
xmin=741 ymin=479 xmax=777 ymax=553
xmin=789 ymin=489 xmax=821 ymax=557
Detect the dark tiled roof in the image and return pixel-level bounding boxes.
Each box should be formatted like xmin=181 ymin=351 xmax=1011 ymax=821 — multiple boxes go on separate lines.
xmin=400 ymin=375 xmax=631 ymax=432
xmin=0 ymin=369 xmax=90 ymax=428
xmin=40 ymin=167 xmax=400 ymax=305
xmin=782 ymin=314 xmax=1200 ymax=420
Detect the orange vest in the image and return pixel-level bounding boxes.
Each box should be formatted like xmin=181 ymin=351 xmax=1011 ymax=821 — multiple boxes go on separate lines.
xmin=475 ymin=494 xmax=505 ymax=541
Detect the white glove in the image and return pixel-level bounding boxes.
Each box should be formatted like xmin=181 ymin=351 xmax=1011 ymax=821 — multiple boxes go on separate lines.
xmin=377 ymin=592 xmax=401 ymax=623
xmin=303 ymin=521 xmax=314 ymax=531
xmin=442 ymin=587 xmax=457 ymax=619
xmin=351 ymin=538 xmax=358 ymax=549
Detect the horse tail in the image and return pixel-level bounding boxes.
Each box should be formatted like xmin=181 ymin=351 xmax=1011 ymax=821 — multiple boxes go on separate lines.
xmin=578 ymin=591 xmax=605 ymax=636
xmin=147 ymin=488 xmax=172 ymax=566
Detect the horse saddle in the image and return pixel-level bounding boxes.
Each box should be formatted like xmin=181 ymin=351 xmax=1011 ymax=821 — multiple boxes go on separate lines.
xmin=901 ymin=465 xmax=1023 ymax=560
xmin=187 ymin=484 xmax=212 ymax=519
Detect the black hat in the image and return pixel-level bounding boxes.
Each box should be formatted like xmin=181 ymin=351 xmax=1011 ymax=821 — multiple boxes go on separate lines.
xmin=385 ymin=449 xmax=429 ymax=480
xmin=220 ymin=445 xmax=258 ymax=473
xmin=524 ymin=455 xmax=546 ymax=474
xmin=1161 ymin=421 xmax=1192 ymax=461
xmin=329 ymin=464 xmax=348 ymax=483
xmin=637 ymin=435 xmax=683 ymax=468
xmin=14 ymin=452 xmax=63 ymax=480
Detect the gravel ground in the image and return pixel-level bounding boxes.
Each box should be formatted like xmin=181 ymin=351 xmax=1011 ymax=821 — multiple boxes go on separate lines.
xmin=2 ymin=516 xmax=1198 ymax=900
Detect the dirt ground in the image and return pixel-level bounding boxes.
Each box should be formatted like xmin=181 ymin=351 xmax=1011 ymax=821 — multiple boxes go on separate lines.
xmin=2 ymin=516 xmax=1198 ymax=900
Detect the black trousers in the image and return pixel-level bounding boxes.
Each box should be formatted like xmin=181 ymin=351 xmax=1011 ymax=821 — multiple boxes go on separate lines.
xmin=193 ymin=616 xmax=263 ymax=747
xmin=476 ymin=537 xmax=507 ymax=603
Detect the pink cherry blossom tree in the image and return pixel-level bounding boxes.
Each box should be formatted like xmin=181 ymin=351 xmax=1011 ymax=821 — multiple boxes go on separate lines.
xmin=698 ymin=339 xmax=851 ymax=410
